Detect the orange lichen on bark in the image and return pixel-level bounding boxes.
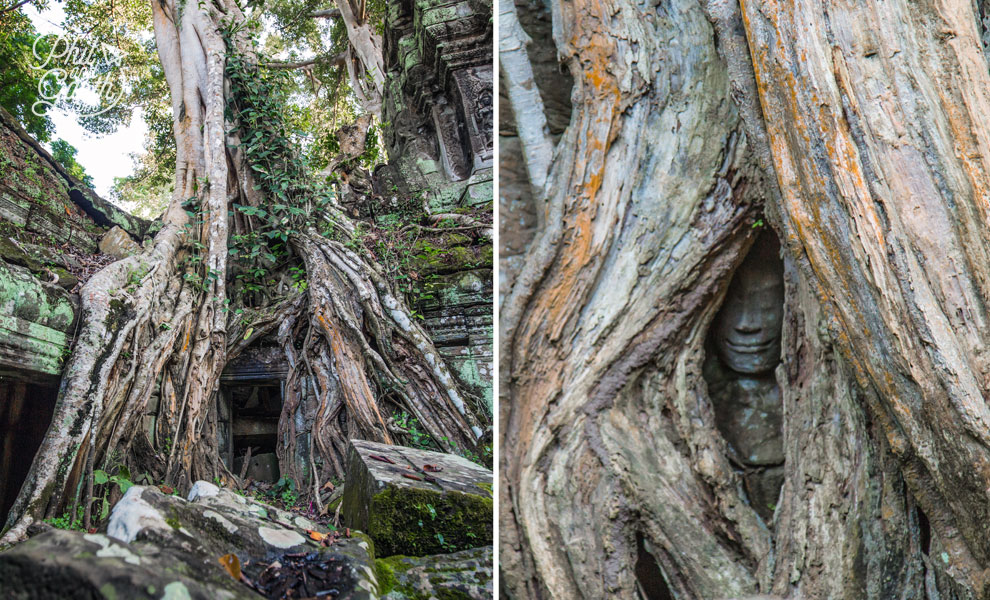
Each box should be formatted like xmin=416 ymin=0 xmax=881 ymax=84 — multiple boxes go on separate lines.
xmin=524 ymin=32 xmax=620 ymax=347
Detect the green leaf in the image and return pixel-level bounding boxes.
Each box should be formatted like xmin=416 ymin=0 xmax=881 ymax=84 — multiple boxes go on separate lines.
xmin=101 ymin=497 xmax=110 ymax=520
xmin=117 ymin=479 xmax=134 ymax=493
xmin=94 ymin=470 xmax=109 ymax=485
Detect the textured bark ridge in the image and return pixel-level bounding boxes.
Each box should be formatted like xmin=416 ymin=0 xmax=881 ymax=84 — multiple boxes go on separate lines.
xmin=500 ymin=0 xmax=990 ymax=598
xmin=1 ymin=0 xmax=482 ymax=545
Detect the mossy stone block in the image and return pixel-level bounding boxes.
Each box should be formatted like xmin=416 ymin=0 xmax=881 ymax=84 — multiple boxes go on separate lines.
xmin=376 ymin=546 xmax=492 ymax=599
xmin=341 ymin=440 xmax=493 ymax=557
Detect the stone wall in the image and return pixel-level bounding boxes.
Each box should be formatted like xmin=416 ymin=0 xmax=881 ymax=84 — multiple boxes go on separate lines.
xmin=0 ymin=106 xmax=155 ymax=523
xmin=0 ymin=108 xmax=150 ymax=377
xmin=378 ymin=0 xmax=495 ymax=415
xmin=378 ymin=0 xmax=493 ymax=213
xmin=409 ymin=243 xmax=493 ymax=414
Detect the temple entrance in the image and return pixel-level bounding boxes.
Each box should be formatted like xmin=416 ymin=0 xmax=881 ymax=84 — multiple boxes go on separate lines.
xmin=220 ymin=381 xmax=283 ymax=483
xmin=0 ymin=377 xmax=58 ymax=522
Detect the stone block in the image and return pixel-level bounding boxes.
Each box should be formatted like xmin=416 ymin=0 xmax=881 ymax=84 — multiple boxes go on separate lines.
xmin=98 ymin=225 xmax=140 ymax=259
xmin=341 ymin=439 xmax=493 ymax=557
xmin=0 ymin=528 xmax=257 ymax=600
xmin=377 ymin=546 xmax=492 ymax=599
xmin=5 ymin=482 xmax=384 ymax=599
xmin=0 ymin=261 xmax=77 ymax=374
xmin=233 ymin=452 xmax=279 ymax=482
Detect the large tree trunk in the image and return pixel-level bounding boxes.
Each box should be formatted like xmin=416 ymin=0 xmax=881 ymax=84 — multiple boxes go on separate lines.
xmin=2 ymin=0 xmax=481 ymax=544
xmin=334 ymin=0 xmax=385 ymax=114
xmin=500 ymin=0 xmax=990 ymax=598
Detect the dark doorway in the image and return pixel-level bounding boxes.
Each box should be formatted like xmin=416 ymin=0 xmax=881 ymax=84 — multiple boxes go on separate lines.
xmin=222 ymin=382 xmax=282 ymax=483
xmin=0 ymin=378 xmax=58 ymax=522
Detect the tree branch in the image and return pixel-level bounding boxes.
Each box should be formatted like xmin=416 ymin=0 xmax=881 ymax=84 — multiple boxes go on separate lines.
xmin=0 ymin=0 xmax=33 ymax=15
xmin=265 ymin=52 xmax=346 ymax=70
xmin=310 ymin=8 xmax=340 ymax=19
xmin=498 ymin=0 xmax=553 ymax=192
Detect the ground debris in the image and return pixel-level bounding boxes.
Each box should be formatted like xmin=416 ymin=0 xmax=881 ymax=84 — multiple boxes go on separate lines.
xmin=70 ymin=252 xmax=118 ymax=291
xmin=245 ymin=551 xmax=355 ymax=599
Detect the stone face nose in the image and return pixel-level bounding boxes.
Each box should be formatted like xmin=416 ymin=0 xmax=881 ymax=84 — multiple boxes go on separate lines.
xmin=732 ymin=306 xmax=765 ymax=335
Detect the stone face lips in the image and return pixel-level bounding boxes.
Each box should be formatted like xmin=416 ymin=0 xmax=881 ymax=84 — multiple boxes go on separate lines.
xmin=340 ymin=439 xmax=493 ymax=557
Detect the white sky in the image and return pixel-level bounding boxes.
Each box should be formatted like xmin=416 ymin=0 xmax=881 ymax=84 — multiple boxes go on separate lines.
xmin=24 ymin=2 xmax=148 ymax=201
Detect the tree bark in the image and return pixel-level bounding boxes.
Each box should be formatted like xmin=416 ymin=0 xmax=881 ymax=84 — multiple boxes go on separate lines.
xmin=500 ymin=0 xmax=990 ymax=598
xmin=334 ymin=0 xmax=385 ymax=114
xmin=2 ymin=0 xmax=482 ymax=545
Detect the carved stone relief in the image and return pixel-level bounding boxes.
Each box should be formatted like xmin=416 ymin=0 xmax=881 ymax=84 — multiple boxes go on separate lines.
xmin=453 ymin=65 xmax=494 ymax=170
xmin=704 ymin=230 xmax=785 ymax=522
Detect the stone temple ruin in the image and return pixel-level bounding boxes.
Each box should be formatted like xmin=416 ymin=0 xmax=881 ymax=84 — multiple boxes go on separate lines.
xmin=0 ymin=0 xmax=493 ymax=593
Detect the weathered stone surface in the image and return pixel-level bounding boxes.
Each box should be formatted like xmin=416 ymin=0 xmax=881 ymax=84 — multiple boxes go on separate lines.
xmin=0 ymin=529 xmax=258 ymax=600
xmin=377 ymin=546 xmax=492 ymax=600
xmin=412 ymin=268 xmax=493 ymax=413
xmin=220 ymin=342 xmax=290 ymax=383
xmin=0 ymin=528 xmax=256 ymax=600
xmin=0 ymin=482 xmax=380 ymax=599
xmin=98 ymin=226 xmax=141 ymax=260
xmin=0 ymin=119 xmax=101 ymax=255
xmin=380 ymin=0 xmax=492 ymax=212
xmin=234 ymin=452 xmax=279 ymax=482
xmin=0 ymin=261 xmax=77 ymax=374
xmin=0 ymin=108 xmax=153 ymax=242
xmin=708 ymin=375 xmax=784 ymax=466
xmin=744 ymin=464 xmax=784 ymax=523
xmin=341 ymin=440 xmax=493 ymax=557
xmin=109 ymin=483 xmax=378 ymax=598
xmin=0 ymin=106 xmax=154 ymax=381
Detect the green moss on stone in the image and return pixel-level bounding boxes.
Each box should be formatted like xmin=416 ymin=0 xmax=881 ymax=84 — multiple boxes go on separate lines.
xmin=375 ymin=553 xmax=484 ymax=600
xmin=99 ymin=583 xmax=118 ymax=600
xmin=375 ymin=554 xmax=426 ymax=597
xmin=350 ymin=529 xmax=375 ymax=558
xmin=0 ymin=236 xmax=40 ymax=271
xmin=367 ymin=486 xmax=492 ymax=557
xmin=409 ymin=244 xmax=487 ymax=275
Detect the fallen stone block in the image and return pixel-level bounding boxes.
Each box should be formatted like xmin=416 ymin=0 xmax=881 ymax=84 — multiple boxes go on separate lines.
xmin=376 ymin=546 xmax=493 ymax=600
xmin=109 ymin=482 xmax=379 ymax=598
xmin=0 ymin=527 xmax=256 ymax=599
xmin=0 ymin=481 xmax=379 ymax=599
xmin=98 ymin=225 xmax=140 ymax=259
xmin=341 ymin=439 xmax=493 ymax=557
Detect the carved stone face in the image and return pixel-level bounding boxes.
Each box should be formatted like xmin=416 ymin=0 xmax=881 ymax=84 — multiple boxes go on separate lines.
xmin=712 ymin=232 xmax=785 ymax=375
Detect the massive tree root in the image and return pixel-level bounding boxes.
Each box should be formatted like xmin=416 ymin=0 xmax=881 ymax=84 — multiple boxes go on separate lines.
xmin=1 ymin=0 xmax=482 ymax=544
xmin=273 ymin=233 xmax=484 ymax=501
